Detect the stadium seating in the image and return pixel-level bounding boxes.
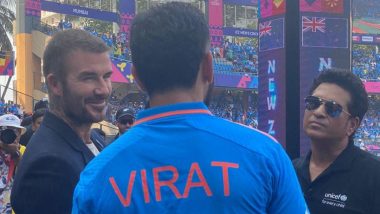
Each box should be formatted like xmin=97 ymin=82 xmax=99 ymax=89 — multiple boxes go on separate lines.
xmin=352 ymin=45 xmax=380 ymax=80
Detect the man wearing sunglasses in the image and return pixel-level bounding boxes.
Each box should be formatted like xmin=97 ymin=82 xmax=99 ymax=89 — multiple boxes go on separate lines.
xmin=113 ymin=107 xmax=135 ymax=141
xmin=293 ymin=69 xmax=380 ymax=214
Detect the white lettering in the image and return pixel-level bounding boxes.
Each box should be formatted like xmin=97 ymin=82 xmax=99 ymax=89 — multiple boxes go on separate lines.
xmin=319 ymin=58 xmax=332 ymax=72
xmin=267 ymin=60 xmax=276 ymax=74
xmin=268 ymin=78 xmax=275 ymax=92
xmin=73 ymin=8 xmax=89 ymax=15
xmin=267 ymin=95 xmax=276 ymax=110
xmin=268 ymin=120 xmax=275 ymax=135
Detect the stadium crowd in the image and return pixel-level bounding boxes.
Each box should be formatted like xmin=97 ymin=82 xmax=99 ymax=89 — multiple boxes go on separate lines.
xmin=212 ymin=38 xmax=258 ymax=74
xmin=355 ymin=95 xmax=380 ymax=156
xmin=107 ymin=90 xmax=259 ymax=127
xmin=208 ymin=91 xmax=258 ymax=127
xmin=353 ymin=0 xmax=380 ymax=18
xmin=0 ymin=100 xmax=24 ymax=117
xmin=37 ymin=20 xmax=260 ymax=74
xmin=352 ymin=44 xmax=380 ymax=80
xmin=85 ymin=28 xmax=132 ymax=61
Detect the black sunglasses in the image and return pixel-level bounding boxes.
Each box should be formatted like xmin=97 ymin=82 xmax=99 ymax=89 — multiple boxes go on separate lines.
xmin=304 ymin=95 xmax=351 ymax=118
xmin=119 ymin=118 xmax=134 ymax=125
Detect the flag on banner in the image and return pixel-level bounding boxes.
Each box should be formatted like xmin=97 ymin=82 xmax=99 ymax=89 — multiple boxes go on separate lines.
xmin=260 ymin=0 xmax=272 ymax=18
xmin=302 ymin=16 xmax=348 ymax=48
xmin=0 ymin=57 xmax=5 ymax=66
xmin=300 ymin=0 xmax=343 ymax=14
xmin=300 ymin=0 xmax=322 ymax=12
xmin=0 ymin=53 xmax=14 ymax=76
xmin=260 ymin=0 xmax=285 ymax=18
xmin=322 ymin=0 xmax=344 ymax=13
xmin=111 ymin=58 xmax=133 ymax=83
xmin=272 ymin=0 xmax=285 ymax=16
xmin=259 ymin=18 xmax=284 ymax=51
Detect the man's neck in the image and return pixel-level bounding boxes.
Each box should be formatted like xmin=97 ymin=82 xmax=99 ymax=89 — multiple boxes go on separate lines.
xmin=310 ymin=139 xmax=348 ymax=164
xmin=149 ymin=89 xmax=203 ymax=108
xmin=50 ymin=109 xmax=92 ymax=144
xmin=308 ymin=138 xmax=348 ymax=181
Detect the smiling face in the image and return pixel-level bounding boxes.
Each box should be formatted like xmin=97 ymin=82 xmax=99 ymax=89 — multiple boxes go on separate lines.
xmin=59 ymin=50 xmax=113 ymax=125
xmin=303 ymin=83 xmax=357 ymax=144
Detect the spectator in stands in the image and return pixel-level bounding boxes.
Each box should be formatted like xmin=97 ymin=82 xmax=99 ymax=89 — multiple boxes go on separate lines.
xmin=63 ymin=19 xmax=72 ymax=30
xmin=113 ymin=107 xmax=135 ymax=141
xmin=0 ymin=114 xmax=26 ymax=213
xmin=293 ymin=69 xmax=380 ymax=214
xmin=19 ymin=109 xmax=47 ymax=146
xmin=0 ymin=100 xmax=4 ymax=115
xmin=352 ymin=45 xmax=380 ymax=80
xmin=72 ymin=3 xmax=307 ymax=213
xmin=11 ymin=29 xmax=112 ymax=214
xmin=58 ymin=19 xmax=64 ymax=30
xmin=20 ymin=99 xmax=48 ymax=127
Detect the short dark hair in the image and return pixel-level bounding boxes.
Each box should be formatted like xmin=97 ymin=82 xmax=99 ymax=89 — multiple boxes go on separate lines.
xmin=32 ymin=109 xmax=47 ymax=123
xmin=34 ymin=100 xmax=48 ymax=112
xmin=43 ymin=29 xmax=110 ymax=82
xmin=130 ymin=2 xmax=210 ymax=96
xmin=309 ymin=69 xmax=368 ymax=142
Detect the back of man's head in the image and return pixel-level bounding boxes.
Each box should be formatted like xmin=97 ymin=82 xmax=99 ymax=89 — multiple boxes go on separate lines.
xmin=130 ymin=2 xmax=210 ymax=96
xmin=34 ymin=100 xmax=48 ymax=112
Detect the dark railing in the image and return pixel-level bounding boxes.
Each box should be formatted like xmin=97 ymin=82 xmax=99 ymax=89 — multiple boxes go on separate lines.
xmin=0 ymin=84 xmax=40 ymax=107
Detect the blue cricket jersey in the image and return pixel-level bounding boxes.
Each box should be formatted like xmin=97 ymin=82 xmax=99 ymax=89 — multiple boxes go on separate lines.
xmin=73 ymin=102 xmax=308 ymax=213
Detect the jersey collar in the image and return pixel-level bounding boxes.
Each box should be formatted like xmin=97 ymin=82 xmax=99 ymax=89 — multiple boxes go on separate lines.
xmin=134 ymin=102 xmax=212 ymax=126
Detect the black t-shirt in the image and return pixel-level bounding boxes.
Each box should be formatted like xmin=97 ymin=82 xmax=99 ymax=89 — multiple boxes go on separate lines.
xmin=293 ymin=144 xmax=380 ymax=214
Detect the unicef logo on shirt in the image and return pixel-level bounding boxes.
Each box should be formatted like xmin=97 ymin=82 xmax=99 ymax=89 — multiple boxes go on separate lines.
xmin=324 ymin=192 xmax=348 ymax=202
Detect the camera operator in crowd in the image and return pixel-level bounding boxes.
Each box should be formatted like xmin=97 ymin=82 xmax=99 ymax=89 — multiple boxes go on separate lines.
xmin=0 ymin=114 xmax=26 ymax=214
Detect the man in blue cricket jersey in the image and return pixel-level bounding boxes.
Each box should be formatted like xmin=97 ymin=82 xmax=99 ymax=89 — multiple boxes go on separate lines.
xmin=73 ymin=2 xmax=308 ymax=213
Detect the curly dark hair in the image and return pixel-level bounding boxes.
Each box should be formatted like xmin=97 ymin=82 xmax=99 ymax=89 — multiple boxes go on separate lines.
xmin=309 ymin=68 xmax=368 ymax=142
xmin=130 ymin=2 xmax=210 ymax=96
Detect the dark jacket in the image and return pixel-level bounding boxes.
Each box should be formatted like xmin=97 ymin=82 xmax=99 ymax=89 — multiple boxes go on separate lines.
xmin=11 ymin=112 xmax=103 ymax=214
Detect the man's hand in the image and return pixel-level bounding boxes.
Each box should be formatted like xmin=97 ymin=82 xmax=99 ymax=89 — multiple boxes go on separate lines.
xmin=0 ymin=141 xmax=21 ymax=161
